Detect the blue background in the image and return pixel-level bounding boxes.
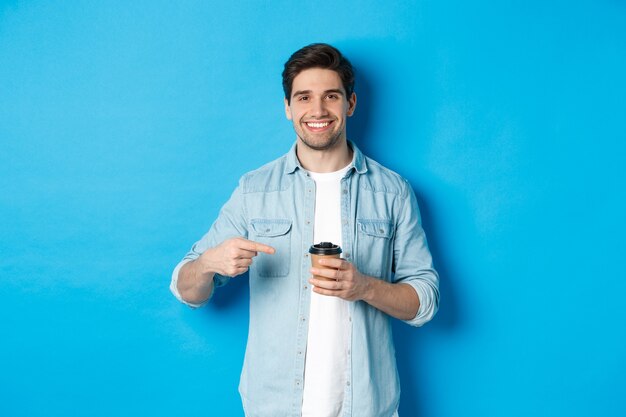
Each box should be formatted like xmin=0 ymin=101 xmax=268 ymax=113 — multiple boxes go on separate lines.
xmin=1 ymin=1 xmax=625 ymax=416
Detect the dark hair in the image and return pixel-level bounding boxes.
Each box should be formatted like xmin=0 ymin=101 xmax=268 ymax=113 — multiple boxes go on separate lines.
xmin=282 ymin=43 xmax=355 ymax=104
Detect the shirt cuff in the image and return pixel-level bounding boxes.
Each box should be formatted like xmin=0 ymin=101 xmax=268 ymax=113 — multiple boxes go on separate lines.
xmin=402 ymin=279 xmax=439 ymax=327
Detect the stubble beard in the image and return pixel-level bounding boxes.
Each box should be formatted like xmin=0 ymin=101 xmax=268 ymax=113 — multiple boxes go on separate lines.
xmin=294 ymin=121 xmax=345 ymax=152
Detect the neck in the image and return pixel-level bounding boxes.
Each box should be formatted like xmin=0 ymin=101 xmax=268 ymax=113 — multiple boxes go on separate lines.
xmin=296 ymin=138 xmax=353 ymax=173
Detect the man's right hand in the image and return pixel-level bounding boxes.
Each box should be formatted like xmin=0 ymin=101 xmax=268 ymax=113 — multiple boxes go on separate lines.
xmin=198 ymin=237 xmax=276 ymax=278
xmin=177 ymin=237 xmax=275 ymax=305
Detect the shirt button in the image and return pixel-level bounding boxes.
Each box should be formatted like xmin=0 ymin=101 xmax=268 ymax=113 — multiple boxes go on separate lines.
xmin=306 ymin=220 xmax=310 ymax=225
xmin=265 ymin=228 xmax=271 ymax=233
xmin=345 ymin=253 xmax=350 ymax=258
xmin=342 ymin=189 xmax=348 ymax=194
xmin=304 ymin=253 xmax=309 ymax=258
xmin=346 ymin=381 xmax=351 ymax=386
xmin=301 ymin=317 xmax=306 ymax=322
xmin=304 ymin=285 xmax=308 ymax=290
xmin=379 ymin=228 xmax=385 ymax=234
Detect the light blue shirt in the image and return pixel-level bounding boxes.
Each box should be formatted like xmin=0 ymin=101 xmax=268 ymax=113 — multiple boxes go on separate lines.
xmin=170 ymin=141 xmax=439 ymax=417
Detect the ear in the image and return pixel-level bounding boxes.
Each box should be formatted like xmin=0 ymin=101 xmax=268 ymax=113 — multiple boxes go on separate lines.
xmin=347 ymin=92 xmax=357 ymax=117
xmin=284 ymin=98 xmax=292 ymax=120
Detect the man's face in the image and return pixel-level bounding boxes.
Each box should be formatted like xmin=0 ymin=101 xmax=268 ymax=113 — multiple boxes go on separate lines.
xmin=284 ymin=68 xmax=357 ymax=151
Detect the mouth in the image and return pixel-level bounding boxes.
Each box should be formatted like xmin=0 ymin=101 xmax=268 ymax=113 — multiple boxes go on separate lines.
xmin=303 ymin=120 xmax=334 ymax=132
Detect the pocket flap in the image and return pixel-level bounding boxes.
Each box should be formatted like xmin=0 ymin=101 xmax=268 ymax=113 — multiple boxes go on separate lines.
xmin=251 ymin=219 xmax=292 ymax=237
xmin=357 ymin=219 xmax=393 ymax=239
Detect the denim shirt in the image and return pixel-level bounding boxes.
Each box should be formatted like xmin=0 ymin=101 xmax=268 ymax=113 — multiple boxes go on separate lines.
xmin=170 ymin=141 xmax=439 ymax=417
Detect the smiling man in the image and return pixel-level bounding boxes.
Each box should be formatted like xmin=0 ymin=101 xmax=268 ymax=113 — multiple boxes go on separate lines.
xmin=286 ymin=67 xmax=355 ymax=153
xmin=171 ymin=43 xmax=439 ymax=417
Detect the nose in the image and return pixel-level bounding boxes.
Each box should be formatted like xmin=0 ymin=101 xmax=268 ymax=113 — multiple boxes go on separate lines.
xmin=310 ymin=97 xmax=328 ymax=118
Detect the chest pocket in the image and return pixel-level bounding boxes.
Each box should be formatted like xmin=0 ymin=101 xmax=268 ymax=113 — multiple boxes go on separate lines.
xmin=250 ymin=219 xmax=292 ymax=277
xmin=356 ymin=219 xmax=394 ymax=278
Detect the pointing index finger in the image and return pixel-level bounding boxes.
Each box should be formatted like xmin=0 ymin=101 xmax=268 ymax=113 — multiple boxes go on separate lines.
xmin=240 ymin=239 xmax=275 ymax=255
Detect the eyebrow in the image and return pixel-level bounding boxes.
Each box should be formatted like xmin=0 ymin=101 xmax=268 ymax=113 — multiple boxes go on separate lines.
xmin=292 ymin=89 xmax=345 ymax=98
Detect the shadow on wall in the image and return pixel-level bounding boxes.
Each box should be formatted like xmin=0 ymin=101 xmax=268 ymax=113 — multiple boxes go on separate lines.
xmin=393 ymin=181 xmax=465 ymax=417
xmin=205 ymin=272 xmax=250 ymax=313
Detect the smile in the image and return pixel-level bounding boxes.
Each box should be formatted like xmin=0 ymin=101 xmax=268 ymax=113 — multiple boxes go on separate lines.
xmin=304 ymin=121 xmax=334 ymax=131
xmin=306 ymin=122 xmax=330 ymax=128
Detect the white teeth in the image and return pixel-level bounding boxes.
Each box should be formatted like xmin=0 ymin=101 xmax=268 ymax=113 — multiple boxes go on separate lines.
xmin=306 ymin=122 xmax=330 ymax=128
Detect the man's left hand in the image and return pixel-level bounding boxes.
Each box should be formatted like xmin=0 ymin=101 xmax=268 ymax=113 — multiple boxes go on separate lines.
xmin=309 ymin=258 xmax=372 ymax=301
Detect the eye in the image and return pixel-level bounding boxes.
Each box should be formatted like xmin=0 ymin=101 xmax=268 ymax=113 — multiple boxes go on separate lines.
xmin=298 ymin=95 xmax=309 ymax=101
xmin=326 ymin=94 xmax=339 ymax=100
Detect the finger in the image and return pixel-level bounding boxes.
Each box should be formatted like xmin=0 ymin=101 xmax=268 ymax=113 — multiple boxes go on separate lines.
xmin=238 ymin=238 xmax=276 ymax=255
xmin=310 ymin=267 xmax=340 ymax=280
xmin=236 ymin=258 xmax=253 ymax=268
xmin=318 ymin=258 xmax=347 ymax=269
xmin=235 ymin=248 xmax=258 ymax=259
xmin=310 ymin=283 xmax=345 ymax=298
xmin=233 ymin=267 xmax=249 ymax=276
xmin=225 ymin=266 xmax=249 ymax=277
xmin=309 ymin=277 xmax=342 ymax=291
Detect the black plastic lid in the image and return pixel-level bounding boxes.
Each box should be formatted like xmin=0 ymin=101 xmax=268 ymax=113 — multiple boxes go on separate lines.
xmin=309 ymin=242 xmax=342 ymax=255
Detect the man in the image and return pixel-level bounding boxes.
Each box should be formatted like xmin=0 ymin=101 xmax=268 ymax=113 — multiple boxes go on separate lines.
xmin=170 ymin=43 xmax=439 ymax=417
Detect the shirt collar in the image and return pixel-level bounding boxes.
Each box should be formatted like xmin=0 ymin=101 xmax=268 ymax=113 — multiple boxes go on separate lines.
xmin=283 ymin=140 xmax=368 ymax=175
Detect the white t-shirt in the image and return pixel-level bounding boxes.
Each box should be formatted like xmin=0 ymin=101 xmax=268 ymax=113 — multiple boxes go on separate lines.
xmin=301 ymin=165 xmax=352 ymax=417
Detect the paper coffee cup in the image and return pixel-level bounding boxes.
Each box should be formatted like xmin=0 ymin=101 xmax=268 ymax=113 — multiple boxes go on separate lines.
xmin=309 ymin=242 xmax=342 ymax=281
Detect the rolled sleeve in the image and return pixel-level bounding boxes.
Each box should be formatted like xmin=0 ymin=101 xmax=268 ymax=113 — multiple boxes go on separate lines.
xmin=401 ymin=272 xmax=439 ymax=327
xmin=393 ymin=180 xmax=440 ymax=327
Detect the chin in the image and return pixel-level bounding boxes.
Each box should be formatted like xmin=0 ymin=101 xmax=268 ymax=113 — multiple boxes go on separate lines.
xmin=301 ymin=138 xmax=339 ymax=151
xmin=298 ymin=133 xmax=344 ymax=151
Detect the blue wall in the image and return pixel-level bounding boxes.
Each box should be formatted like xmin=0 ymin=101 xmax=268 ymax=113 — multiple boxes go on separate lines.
xmin=1 ymin=1 xmax=625 ymax=416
